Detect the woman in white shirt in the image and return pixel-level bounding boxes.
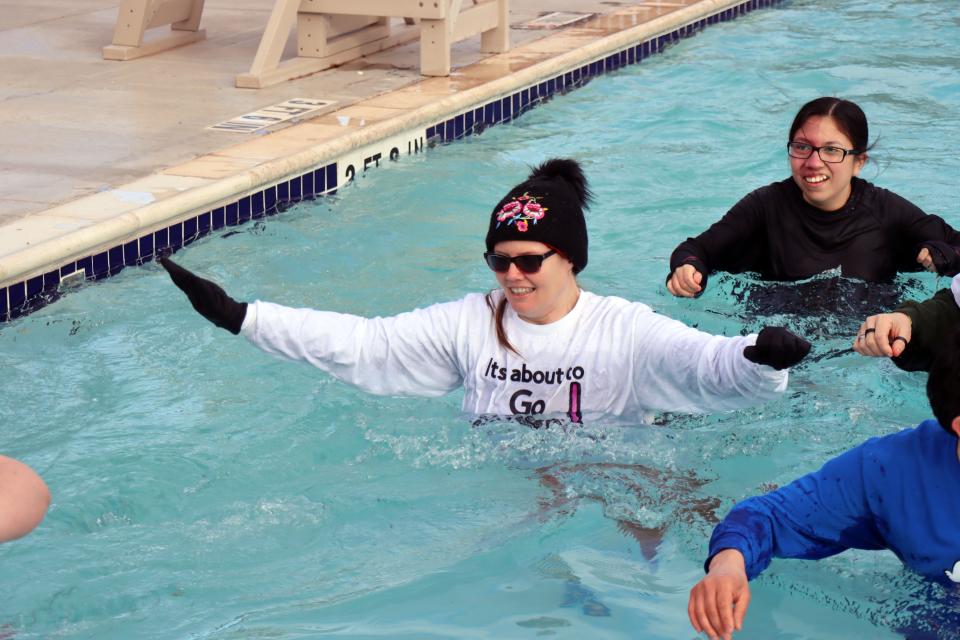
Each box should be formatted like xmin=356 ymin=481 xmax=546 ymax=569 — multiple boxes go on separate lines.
xmin=161 ymin=159 xmax=810 ymax=424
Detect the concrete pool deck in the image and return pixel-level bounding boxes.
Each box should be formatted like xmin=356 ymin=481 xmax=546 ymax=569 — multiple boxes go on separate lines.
xmin=0 ymin=0 xmax=776 ymax=316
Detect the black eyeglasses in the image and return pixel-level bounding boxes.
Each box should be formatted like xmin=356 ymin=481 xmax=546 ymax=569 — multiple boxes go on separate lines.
xmin=787 ymin=141 xmax=860 ymax=163
xmin=484 ymin=249 xmax=557 ymax=274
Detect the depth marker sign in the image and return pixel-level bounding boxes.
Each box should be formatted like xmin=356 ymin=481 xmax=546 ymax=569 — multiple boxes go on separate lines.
xmin=208 ymin=98 xmax=336 ymax=133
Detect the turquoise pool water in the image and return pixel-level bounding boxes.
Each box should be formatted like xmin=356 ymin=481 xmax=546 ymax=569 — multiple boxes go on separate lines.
xmin=3 ymin=0 xmax=960 ymax=638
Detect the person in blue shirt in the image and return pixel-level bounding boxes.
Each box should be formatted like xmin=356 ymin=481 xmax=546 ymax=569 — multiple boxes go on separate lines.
xmin=687 ymin=330 xmax=960 ymax=640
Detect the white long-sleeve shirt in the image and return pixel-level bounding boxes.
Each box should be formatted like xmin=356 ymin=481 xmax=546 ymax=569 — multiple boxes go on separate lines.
xmin=241 ymin=290 xmax=787 ymax=423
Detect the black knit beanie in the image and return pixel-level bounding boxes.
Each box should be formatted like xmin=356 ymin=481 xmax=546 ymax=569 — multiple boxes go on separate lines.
xmin=485 ymin=158 xmax=593 ymax=273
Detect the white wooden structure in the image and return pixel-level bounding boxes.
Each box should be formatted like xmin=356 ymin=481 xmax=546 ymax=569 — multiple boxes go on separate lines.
xmin=235 ymin=0 xmax=510 ymax=89
xmin=103 ymin=0 xmax=207 ymax=61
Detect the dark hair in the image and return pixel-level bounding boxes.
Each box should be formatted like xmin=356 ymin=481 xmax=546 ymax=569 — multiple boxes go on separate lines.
xmin=788 ymin=97 xmax=870 ymax=153
xmin=926 ymin=328 xmax=960 ymax=434
xmin=485 ymin=292 xmax=519 ymax=356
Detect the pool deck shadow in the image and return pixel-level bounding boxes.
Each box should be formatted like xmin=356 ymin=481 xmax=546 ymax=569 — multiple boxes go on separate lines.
xmin=0 ymin=0 xmax=771 ymax=315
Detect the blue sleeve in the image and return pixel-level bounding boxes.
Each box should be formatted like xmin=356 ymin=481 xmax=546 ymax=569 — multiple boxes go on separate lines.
xmin=706 ymin=442 xmax=888 ymax=580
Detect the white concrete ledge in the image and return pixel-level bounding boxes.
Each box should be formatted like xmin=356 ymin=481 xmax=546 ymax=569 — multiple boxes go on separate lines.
xmin=0 ymin=0 xmax=767 ymax=299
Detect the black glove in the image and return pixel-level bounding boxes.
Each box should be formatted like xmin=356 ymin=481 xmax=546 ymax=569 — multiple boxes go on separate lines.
xmin=160 ymin=256 xmax=247 ymax=335
xmin=919 ymin=241 xmax=960 ymax=276
xmin=743 ymin=326 xmax=811 ymax=370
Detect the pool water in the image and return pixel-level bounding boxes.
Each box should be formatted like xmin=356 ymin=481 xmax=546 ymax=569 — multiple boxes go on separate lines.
xmin=3 ymin=0 xmax=960 ymax=638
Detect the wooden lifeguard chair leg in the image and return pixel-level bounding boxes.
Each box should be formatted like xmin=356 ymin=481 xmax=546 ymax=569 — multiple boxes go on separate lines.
xmin=236 ymin=0 xmax=421 ymax=89
xmin=480 ymin=0 xmax=509 ymax=54
xmin=102 ymin=0 xmax=207 ymax=61
xmin=420 ymin=0 xmax=509 ymax=76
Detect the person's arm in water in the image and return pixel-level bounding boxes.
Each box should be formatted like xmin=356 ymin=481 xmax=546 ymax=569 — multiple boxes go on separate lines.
xmin=892 ymin=192 xmax=960 ymax=276
xmin=0 ymin=455 xmax=51 ymax=543
xmin=160 ymin=257 xmax=465 ymax=396
xmin=667 ymin=190 xmax=767 ymax=298
xmin=854 ymin=287 xmax=960 ymax=372
xmin=630 ymin=308 xmax=810 ymax=413
xmin=688 ymin=442 xmax=884 ymax=639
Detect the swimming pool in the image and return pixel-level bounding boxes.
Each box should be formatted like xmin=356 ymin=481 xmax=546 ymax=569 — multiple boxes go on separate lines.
xmin=3 ymin=0 xmax=960 ymax=637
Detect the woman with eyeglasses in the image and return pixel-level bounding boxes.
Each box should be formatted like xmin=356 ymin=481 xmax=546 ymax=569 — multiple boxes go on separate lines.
xmin=666 ymin=96 xmax=960 ymax=299
xmin=161 ymin=159 xmax=810 ymax=423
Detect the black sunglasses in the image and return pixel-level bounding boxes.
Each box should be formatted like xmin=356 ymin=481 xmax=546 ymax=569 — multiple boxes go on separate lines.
xmin=484 ymin=249 xmax=557 ymax=274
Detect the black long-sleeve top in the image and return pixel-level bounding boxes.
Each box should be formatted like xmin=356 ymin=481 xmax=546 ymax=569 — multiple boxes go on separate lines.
xmin=893 ymin=286 xmax=960 ymax=372
xmin=669 ymin=177 xmax=960 ymax=284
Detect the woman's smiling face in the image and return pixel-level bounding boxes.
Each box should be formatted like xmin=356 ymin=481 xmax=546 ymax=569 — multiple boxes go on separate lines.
xmin=492 ymin=240 xmax=579 ymax=325
xmin=789 ymin=115 xmax=867 ymax=212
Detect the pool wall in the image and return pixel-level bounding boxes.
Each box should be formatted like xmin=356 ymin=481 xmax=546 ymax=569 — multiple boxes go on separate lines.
xmin=0 ymin=0 xmax=783 ymax=322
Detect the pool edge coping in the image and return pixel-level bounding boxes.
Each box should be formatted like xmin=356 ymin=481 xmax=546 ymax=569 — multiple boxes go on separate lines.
xmin=0 ymin=0 xmax=782 ymax=321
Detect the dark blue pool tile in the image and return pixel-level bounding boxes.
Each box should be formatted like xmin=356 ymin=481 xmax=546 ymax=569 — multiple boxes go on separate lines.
xmin=473 ymin=106 xmax=485 ymax=128
xmin=77 ymin=256 xmax=93 ymax=278
xmin=168 ymin=223 xmax=183 ymax=250
xmin=511 ymin=92 xmax=520 ymax=116
xmin=43 ymin=269 xmax=60 ymax=291
xmin=27 ymin=275 xmax=43 ymax=298
xmin=591 ymin=60 xmax=602 ymax=76
xmin=183 ymin=217 xmax=198 ymax=244
xmin=197 ymin=212 xmax=211 ymax=236
xmin=211 ymin=207 xmax=225 ymax=230
xmin=251 ymin=191 xmax=266 ymax=218
xmin=501 ymin=96 xmax=512 ymax=122
xmin=464 ymin=109 xmax=474 ymax=135
xmin=154 ymin=228 xmax=169 ymax=255
xmin=108 ymin=246 xmax=124 ymax=274
xmin=225 ymin=202 xmax=239 ymax=226
xmin=92 ymin=251 xmax=109 ymax=279
xmin=426 ymin=125 xmax=436 ymax=139
xmin=311 ymin=169 xmax=325 ymax=196
xmin=0 ymin=287 xmax=7 ymax=320
xmin=304 ymin=171 xmax=318 ymax=198
xmin=326 ymin=164 xmax=337 ymax=192
xmin=237 ymin=196 xmax=252 ymax=222
xmin=484 ymin=102 xmax=496 ymax=124
xmin=277 ymin=181 xmax=290 ymax=203
xmin=263 ymin=187 xmax=276 ymax=214
xmin=289 ymin=177 xmax=302 ymax=201
xmin=139 ymin=235 xmax=154 ymax=261
xmin=121 ymin=240 xmax=137 ymax=266
xmin=8 ymin=282 xmax=25 ymax=312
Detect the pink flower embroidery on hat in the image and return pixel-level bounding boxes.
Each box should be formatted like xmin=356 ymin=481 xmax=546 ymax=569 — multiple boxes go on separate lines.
xmin=494 ymin=193 xmax=548 ymax=232
xmin=497 ymin=200 xmax=522 ymax=221
xmin=522 ymin=202 xmax=545 ymax=220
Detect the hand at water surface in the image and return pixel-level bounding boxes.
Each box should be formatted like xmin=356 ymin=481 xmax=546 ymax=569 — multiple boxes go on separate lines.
xmin=160 ymin=256 xmax=248 ymax=335
xmin=688 ymin=548 xmax=750 ymax=640
xmin=742 ymin=326 xmax=811 ymax=370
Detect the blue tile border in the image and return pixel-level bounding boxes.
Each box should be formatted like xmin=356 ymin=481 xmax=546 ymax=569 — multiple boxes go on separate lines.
xmin=0 ymin=0 xmax=780 ymax=324
xmin=0 ymin=156 xmax=341 ymax=323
